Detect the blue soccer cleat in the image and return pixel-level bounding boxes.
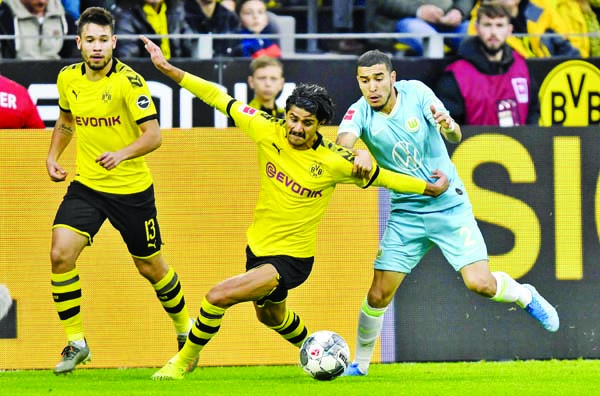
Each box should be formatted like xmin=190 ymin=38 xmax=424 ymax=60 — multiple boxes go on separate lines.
xmin=343 ymin=362 xmax=367 ymax=377
xmin=523 ymin=284 xmax=559 ymax=332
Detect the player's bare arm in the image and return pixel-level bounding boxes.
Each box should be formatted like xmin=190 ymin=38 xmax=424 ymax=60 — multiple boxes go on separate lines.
xmin=47 ymin=110 xmax=75 ymax=182
xmin=337 ymin=131 xmax=372 ymax=178
xmin=96 ymin=119 xmax=161 ymax=171
xmin=141 ymin=35 xmax=185 ymax=83
xmin=351 ymin=149 xmax=373 ymax=179
xmin=430 ymin=104 xmax=462 ymax=143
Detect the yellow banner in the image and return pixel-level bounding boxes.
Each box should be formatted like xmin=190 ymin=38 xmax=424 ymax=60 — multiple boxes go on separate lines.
xmin=0 ymin=127 xmax=380 ymax=369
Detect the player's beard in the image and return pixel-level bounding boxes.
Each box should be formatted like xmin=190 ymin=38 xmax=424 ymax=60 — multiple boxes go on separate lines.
xmin=84 ymin=54 xmax=112 ymax=71
xmin=371 ymin=84 xmax=393 ymax=112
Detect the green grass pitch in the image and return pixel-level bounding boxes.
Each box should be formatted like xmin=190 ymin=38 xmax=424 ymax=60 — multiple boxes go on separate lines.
xmin=1 ymin=360 xmax=599 ymax=396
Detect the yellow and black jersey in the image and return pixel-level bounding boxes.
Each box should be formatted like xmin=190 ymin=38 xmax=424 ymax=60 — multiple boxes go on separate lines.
xmin=57 ymin=59 xmax=158 ymax=194
xmin=248 ymin=97 xmax=286 ymax=119
xmin=180 ymin=73 xmax=428 ymax=258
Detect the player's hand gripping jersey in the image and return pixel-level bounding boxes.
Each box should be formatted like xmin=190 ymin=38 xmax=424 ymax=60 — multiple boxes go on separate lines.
xmin=179 ymin=73 xmax=440 ymax=258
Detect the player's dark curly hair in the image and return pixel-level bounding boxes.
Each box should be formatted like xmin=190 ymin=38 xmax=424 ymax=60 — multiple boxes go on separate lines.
xmin=77 ymin=7 xmax=115 ymax=36
xmin=357 ymin=49 xmax=393 ymax=73
xmin=285 ymin=83 xmax=335 ymax=124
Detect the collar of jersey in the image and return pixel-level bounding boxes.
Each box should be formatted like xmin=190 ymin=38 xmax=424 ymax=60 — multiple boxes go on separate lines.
xmin=81 ymin=58 xmax=118 ymax=77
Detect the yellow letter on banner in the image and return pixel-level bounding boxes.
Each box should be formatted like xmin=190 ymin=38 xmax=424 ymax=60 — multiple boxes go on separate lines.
xmin=452 ymin=134 xmax=540 ymax=279
xmin=554 ymin=136 xmax=583 ymax=280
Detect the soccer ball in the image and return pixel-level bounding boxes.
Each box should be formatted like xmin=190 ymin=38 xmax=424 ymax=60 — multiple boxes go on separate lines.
xmin=299 ymin=330 xmax=350 ymax=381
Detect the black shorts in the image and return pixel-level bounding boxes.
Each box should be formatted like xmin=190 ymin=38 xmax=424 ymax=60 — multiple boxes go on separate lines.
xmin=53 ymin=181 xmax=162 ymax=258
xmin=245 ymin=246 xmax=314 ymax=305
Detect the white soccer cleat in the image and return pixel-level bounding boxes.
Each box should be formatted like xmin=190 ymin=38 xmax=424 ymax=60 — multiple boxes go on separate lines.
xmin=523 ymin=284 xmax=559 ymax=332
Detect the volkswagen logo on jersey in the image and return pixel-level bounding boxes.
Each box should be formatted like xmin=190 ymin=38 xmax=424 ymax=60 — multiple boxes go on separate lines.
xmin=136 ymin=95 xmax=150 ymax=110
xmin=391 ymin=140 xmax=422 ymax=172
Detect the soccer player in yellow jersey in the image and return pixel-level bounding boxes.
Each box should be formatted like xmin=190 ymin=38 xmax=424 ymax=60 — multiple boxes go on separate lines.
xmin=141 ymin=35 xmax=449 ymax=380
xmin=46 ymin=7 xmax=198 ymax=375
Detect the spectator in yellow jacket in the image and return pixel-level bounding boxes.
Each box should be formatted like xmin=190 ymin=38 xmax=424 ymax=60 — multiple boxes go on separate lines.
xmin=468 ymin=0 xmax=580 ymax=57
xmin=554 ymin=0 xmax=600 ymax=57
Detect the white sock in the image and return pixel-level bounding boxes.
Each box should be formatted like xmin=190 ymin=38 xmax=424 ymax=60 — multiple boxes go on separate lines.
xmin=71 ymin=339 xmax=87 ymax=348
xmin=490 ymin=272 xmax=532 ymax=308
xmin=354 ymin=298 xmax=387 ymax=373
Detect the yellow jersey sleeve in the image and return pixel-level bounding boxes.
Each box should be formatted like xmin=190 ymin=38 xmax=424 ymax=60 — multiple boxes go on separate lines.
xmin=370 ymin=166 xmax=426 ymax=195
xmin=179 ymin=72 xmax=285 ymax=142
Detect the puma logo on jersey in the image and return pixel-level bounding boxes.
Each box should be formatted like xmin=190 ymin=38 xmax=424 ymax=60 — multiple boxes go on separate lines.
xmin=127 ymin=74 xmax=143 ymax=88
xmin=272 ymin=143 xmax=282 ymax=155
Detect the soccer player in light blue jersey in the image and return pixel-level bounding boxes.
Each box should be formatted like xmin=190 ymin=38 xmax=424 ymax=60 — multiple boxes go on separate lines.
xmin=336 ymin=50 xmax=560 ymax=377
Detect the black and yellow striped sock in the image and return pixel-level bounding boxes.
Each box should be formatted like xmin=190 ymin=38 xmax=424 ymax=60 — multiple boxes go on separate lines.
xmin=153 ymin=266 xmax=190 ymax=334
xmin=269 ymin=309 xmax=308 ymax=347
xmin=177 ymin=297 xmax=225 ymax=366
xmin=51 ymin=268 xmax=84 ymax=342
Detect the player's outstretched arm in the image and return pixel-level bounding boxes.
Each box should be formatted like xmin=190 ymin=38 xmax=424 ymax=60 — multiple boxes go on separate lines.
xmin=141 ymin=35 xmax=184 ymax=83
xmin=141 ymin=35 xmax=235 ymax=114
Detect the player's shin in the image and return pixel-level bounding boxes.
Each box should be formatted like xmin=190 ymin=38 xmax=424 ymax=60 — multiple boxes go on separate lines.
xmin=355 ymin=298 xmax=387 ymax=373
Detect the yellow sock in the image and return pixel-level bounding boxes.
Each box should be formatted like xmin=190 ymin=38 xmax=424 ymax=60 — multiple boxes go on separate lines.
xmin=177 ymin=297 xmax=226 ymax=366
xmin=269 ymin=309 xmax=308 ymax=347
xmin=153 ymin=266 xmax=190 ymax=334
xmin=51 ymin=268 xmax=85 ymax=342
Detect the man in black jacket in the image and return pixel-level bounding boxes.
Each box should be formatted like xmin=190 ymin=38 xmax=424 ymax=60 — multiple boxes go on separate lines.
xmin=184 ymin=0 xmax=239 ymax=57
xmin=112 ymin=0 xmax=194 ymax=58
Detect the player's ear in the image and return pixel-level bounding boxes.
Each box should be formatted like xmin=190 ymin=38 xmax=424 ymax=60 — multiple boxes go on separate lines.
xmin=248 ymin=76 xmax=255 ymax=89
xmin=112 ymin=35 xmax=117 ymax=49
xmin=390 ymin=70 xmax=396 ymax=84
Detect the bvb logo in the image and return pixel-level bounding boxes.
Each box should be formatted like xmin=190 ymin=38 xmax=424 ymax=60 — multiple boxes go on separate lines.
xmin=102 ymin=89 xmax=112 ymax=103
xmin=310 ymin=162 xmax=324 ymax=178
xmin=539 ymin=60 xmax=600 ymax=126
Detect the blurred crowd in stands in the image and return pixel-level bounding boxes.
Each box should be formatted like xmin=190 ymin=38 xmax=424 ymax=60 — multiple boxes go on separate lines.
xmin=1 ymin=0 xmax=599 ymax=129
xmin=0 ymin=0 xmax=599 ymax=60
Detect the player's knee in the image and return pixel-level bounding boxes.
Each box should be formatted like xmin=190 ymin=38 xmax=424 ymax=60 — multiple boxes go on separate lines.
xmin=464 ymin=275 xmax=495 ymax=297
xmin=50 ymin=246 xmax=75 ymax=273
xmin=367 ymin=289 xmax=394 ymax=308
xmin=205 ymin=287 xmax=231 ymax=309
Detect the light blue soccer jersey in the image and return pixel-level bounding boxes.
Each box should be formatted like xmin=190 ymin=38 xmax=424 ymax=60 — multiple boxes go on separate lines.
xmin=339 ymin=80 xmax=468 ymax=213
